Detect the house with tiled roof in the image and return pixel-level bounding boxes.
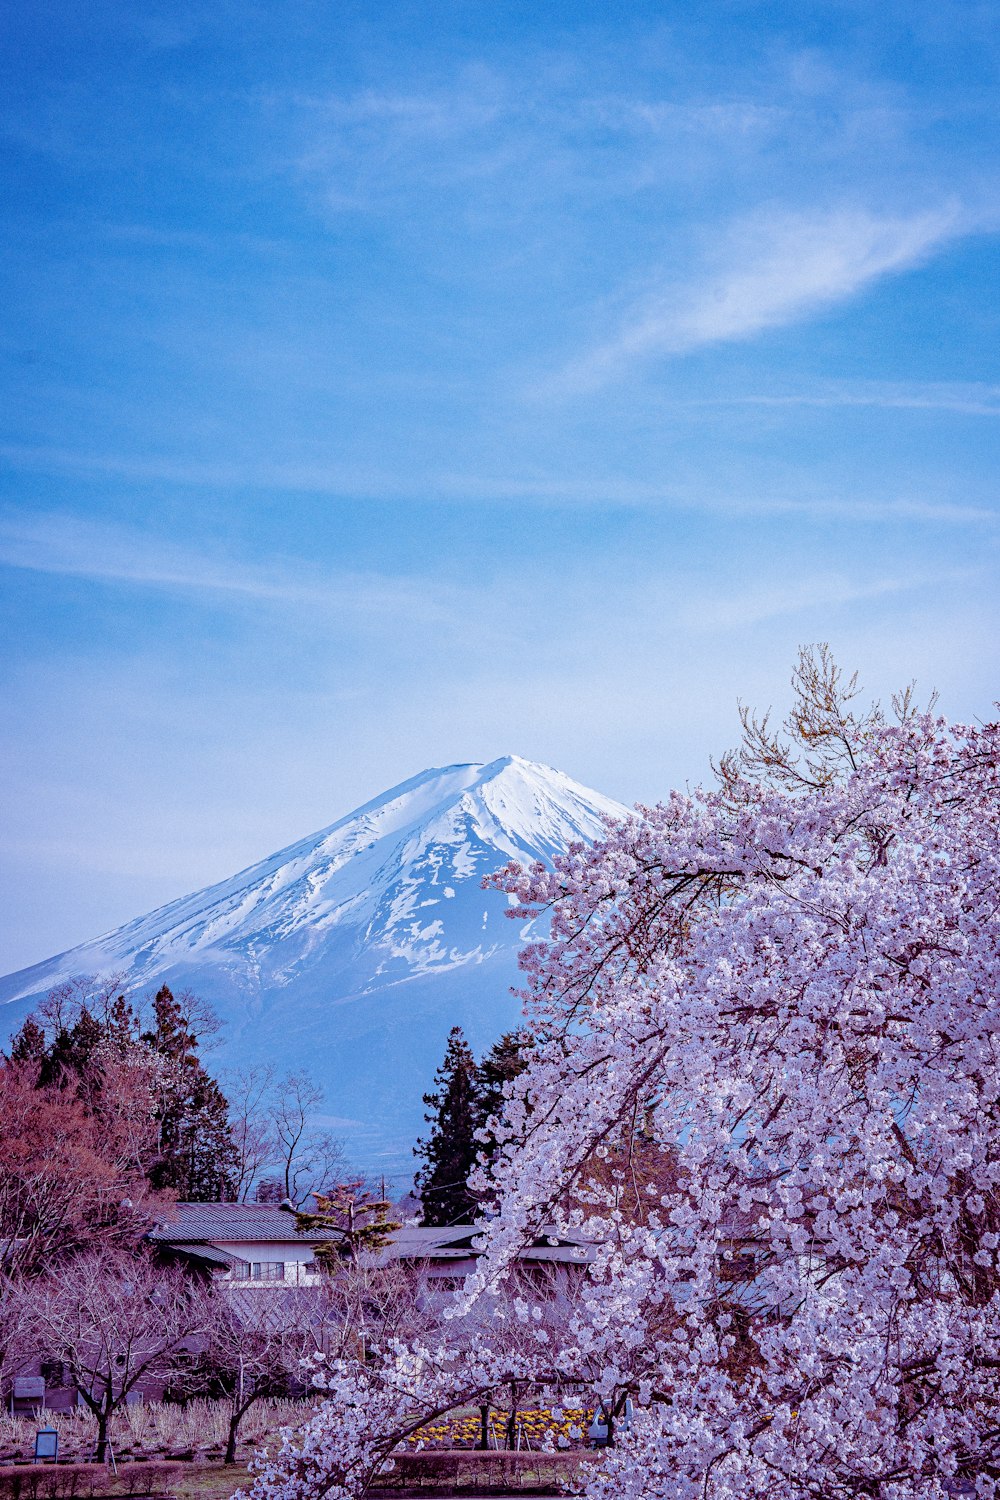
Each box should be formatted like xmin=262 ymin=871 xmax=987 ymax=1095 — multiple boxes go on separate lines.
xmin=148 ymin=1202 xmax=328 ymax=1285
xmin=148 ymin=1203 xmax=593 ymax=1292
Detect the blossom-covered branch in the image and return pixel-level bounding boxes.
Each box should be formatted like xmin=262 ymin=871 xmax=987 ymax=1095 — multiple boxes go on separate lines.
xmin=250 ymin=651 xmax=1000 ymax=1500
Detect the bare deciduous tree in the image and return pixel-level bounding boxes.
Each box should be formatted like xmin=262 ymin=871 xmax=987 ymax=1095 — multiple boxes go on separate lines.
xmin=269 ymin=1072 xmax=344 ymax=1207
xmin=26 ymin=1251 xmax=210 ymax=1461
xmin=36 ymin=973 xmax=131 ymax=1035
xmin=203 ymin=1285 xmax=304 ymax=1463
xmin=225 ymin=1065 xmax=277 ymax=1203
xmin=202 ymin=1264 xmax=431 ymax=1463
xmin=0 ymin=1277 xmax=32 ymax=1402
xmin=308 ymin=1260 xmax=435 ymax=1364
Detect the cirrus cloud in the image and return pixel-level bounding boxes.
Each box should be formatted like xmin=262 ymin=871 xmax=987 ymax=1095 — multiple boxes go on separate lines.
xmin=548 ymin=201 xmax=967 ymax=394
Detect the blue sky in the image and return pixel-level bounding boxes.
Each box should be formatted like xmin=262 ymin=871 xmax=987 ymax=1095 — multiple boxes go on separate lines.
xmin=2 ymin=0 xmax=998 ymax=972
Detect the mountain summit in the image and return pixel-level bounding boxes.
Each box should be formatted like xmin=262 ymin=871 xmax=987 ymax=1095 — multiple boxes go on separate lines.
xmin=0 ymin=757 xmax=628 ymax=1174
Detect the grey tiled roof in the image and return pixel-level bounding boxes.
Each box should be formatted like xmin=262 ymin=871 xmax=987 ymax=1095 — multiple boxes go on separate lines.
xmin=378 ymin=1225 xmax=594 ymax=1264
xmin=148 ymin=1204 xmax=595 ymax=1264
xmin=165 ymin=1242 xmax=242 ymax=1266
xmin=148 ymin=1202 xmax=327 ymax=1244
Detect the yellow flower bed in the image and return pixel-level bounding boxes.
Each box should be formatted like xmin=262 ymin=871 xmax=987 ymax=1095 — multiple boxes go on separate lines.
xmin=405 ymin=1408 xmax=593 ymax=1449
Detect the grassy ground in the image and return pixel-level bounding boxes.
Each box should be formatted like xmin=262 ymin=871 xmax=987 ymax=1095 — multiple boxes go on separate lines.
xmin=153 ymin=1464 xmax=250 ymax=1500
xmin=0 ymin=1460 xmax=252 ymax=1500
xmin=0 ymin=1455 xmax=587 ymax=1500
xmin=0 ymin=1398 xmax=594 ymax=1498
xmin=0 ymin=1400 xmax=308 ymax=1467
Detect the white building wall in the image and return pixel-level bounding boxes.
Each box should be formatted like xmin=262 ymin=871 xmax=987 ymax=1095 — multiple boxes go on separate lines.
xmin=211 ymin=1239 xmax=321 ymax=1284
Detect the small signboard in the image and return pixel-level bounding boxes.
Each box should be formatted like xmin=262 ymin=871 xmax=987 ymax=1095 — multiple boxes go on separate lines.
xmin=587 ymin=1409 xmax=608 ymax=1447
xmin=14 ymin=1378 xmax=46 ymax=1401
xmin=34 ymin=1427 xmax=58 ymax=1463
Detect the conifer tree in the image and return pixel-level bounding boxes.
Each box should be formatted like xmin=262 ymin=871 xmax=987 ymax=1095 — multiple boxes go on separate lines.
xmin=38 ymin=1005 xmax=104 ymax=1088
xmin=414 ymin=1026 xmax=481 ymax=1226
xmin=105 ymin=993 xmax=140 ymax=1052
xmin=2 ymin=981 xmax=240 ymax=1253
xmin=295 ymin=1182 xmax=400 ymax=1268
xmin=475 ymin=1030 xmax=532 ymax=1170
xmin=7 ymin=1015 xmax=46 ymax=1063
xmin=146 ymin=985 xmax=239 ymax=1202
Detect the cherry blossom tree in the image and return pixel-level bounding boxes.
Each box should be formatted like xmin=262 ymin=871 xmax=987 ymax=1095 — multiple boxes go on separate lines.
xmin=247 ymin=1340 xmax=504 ymax=1500
xmin=244 ymin=1274 xmax=578 ymax=1500
xmin=248 ymin=650 xmax=1000 ymax=1500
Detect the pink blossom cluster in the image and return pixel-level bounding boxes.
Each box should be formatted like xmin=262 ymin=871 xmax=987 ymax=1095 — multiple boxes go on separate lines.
xmin=242 ymin=1335 xmax=544 ymax=1500
xmin=471 ymin=705 xmax=1000 ymax=1498
xmin=249 ymin=672 xmax=999 ymax=1500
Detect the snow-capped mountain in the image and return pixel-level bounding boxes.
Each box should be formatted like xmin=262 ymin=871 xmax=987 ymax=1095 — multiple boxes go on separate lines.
xmin=0 ymin=756 xmax=628 ymax=1178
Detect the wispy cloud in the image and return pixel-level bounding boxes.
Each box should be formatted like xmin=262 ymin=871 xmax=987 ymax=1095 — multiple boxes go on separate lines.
xmin=294 ymin=76 xmax=512 ymax=211
xmin=0 ymin=510 xmax=309 ymax=599
xmin=0 ymin=446 xmax=994 ymax=527
xmin=289 ymin=52 xmax=910 ymax=222
xmin=0 ymin=443 xmax=397 ymax=494
xmin=548 ymin=202 xmax=966 ymax=393
xmin=690 ymin=380 xmax=1000 ymax=418
xmin=678 ymin=567 xmax=980 ymax=633
xmin=0 ymin=511 xmax=459 ymax=625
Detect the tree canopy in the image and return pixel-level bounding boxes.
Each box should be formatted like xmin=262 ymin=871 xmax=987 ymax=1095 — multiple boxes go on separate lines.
xmin=250 ymin=650 xmax=1000 ymax=1500
xmin=414 ymin=1027 xmax=532 ymax=1225
xmin=144 ymin=984 xmax=239 ymax=1201
xmin=295 ymin=1182 xmax=400 ymax=1268
xmin=2 ymin=980 xmax=241 ymax=1268
xmin=414 ymin=1026 xmax=482 ymax=1226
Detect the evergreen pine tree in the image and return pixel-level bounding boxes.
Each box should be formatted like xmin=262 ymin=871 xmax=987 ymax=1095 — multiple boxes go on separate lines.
xmin=38 ymin=1006 xmax=104 ymax=1088
xmin=7 ymin=1015 xmax=46 ymax=1063
xmin=295 ymin=1182 xmax=400 ymax=1268
xmin=146 ymin=985 xmax=239 ymax=1202
xmin=476 ymin=1030 xmax=532 ymax=1171
xmin=146 ymin=985 xmax=199 ymax=1069
xmin=104 ymin=994 xmax=140 ymax=1052
xmin=414 ymin=1026 xmax=481 ymax=1226
xmin=5 ymin=984 xmax=240 ymax=1207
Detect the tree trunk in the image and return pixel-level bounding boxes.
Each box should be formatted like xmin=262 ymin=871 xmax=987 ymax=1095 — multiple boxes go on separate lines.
xmin=225 ymin=1407 xmax=242 ymax=1465
xmin=505 ymin=1382 xmax=519 ymax=1451
xmin=95 ymin=1411 xmax=110 ymax=1464
xmin=478 ymin=1404 xmax=490 ymax=1450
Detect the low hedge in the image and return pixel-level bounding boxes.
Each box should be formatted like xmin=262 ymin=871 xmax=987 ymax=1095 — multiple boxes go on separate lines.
xmin=0 ymin=1450 xmax=596 ymax=1500
xmin=0 ymin=1462 xmax=184 ymax=1500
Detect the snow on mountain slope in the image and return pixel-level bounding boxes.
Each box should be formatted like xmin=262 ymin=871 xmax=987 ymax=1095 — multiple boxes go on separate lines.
xmin=0 ymin=757 xmax=629 ymax=1179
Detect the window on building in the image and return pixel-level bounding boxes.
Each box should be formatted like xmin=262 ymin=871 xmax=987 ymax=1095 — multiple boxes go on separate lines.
xmin=249 ymin=1262 xmax=286 ymax=1281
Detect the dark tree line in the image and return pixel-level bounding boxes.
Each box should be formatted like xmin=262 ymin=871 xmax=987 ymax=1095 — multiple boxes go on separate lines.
xmin=8 ymin=982 xmax=238 ymax=1203
xmin=414 ymin=1027 xmax=531 ymax=1226
xmin=1 ymin=979 xmax=352 ymax=1278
